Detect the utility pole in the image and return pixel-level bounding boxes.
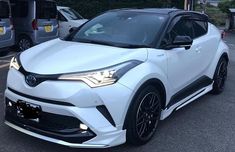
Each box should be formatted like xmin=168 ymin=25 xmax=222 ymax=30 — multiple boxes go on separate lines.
xmin=184 ymin=0 xmax=194 ymax=11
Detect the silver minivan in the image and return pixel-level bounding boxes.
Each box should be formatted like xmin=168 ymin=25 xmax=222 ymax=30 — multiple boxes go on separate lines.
xmin=10 ymin=0 xmax=58 ymax=51
xmin=0 ymin=0 xmax=14 ymax=56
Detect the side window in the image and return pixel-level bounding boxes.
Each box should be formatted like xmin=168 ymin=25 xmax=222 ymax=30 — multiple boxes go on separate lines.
xmin=192 ymin=20 xmax=208 ymax=38
xmin=11 ymin=1 xmax=28 ymax=18
xmin=169 ymin=19 xmax=193 ymax=41
xmin=161 ymin=18 xmax=193 ymax=47
xmin=58 ymin=12 xmax=67 ymax=22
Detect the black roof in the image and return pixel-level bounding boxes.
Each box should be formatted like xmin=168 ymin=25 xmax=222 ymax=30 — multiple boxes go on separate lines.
xmin=108 ymin=8 xmax=208 ymax=21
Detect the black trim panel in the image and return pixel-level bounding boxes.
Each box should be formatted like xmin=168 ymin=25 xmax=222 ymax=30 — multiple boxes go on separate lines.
xmin=5 ymin=98 xmax=95 ymax=143
xmin=8 ymin=87 xmax=75 ymax=106
xmin=97 ymin=105 xmax=116 ymax=127
xmin=166 ymin=76 xmax=213 ymax=109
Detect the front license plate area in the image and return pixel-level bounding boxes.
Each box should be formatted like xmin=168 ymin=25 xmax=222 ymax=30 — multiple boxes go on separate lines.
xmin=16 ymin=101 xmax=41 ymax=121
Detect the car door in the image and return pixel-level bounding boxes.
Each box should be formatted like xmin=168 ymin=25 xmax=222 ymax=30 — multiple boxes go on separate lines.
xmin=191 ymin=19 xmax=217 ymax=75
xmin=0 ymin=0 xmax=12 ymax=48
xmin=58 ymin=11 xmax=69 ymax=38
xmin=164 ymin=16 xmax=203 ymax=97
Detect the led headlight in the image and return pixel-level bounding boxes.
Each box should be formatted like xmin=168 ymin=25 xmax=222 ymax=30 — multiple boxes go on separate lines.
xmin=10 ymin=54 xmax=21 ymax=70
xmin=59 ymin=60 xmax=142 ymax=88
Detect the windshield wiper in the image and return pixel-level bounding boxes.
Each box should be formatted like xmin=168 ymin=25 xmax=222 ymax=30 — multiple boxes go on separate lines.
xmin=76 ymin=38 xmax=119 ymax=47
xmin=75 ymin=38 xmax=152 ymax=48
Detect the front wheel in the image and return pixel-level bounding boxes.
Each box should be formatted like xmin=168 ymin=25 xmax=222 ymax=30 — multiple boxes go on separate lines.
xmin=125 ymin=86 xmax=161 ymax=145
xmin=211 ymin=57 xmax=228 ymax=94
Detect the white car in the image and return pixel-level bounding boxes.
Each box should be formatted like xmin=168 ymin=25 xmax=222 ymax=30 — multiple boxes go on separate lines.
xmin=5 ymin=9 xmax=229 ymax=148
xmin=57 ymin=6 xmax=88 ymax=38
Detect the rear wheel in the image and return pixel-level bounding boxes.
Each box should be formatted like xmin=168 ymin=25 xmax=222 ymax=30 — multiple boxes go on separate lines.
xmin=125 ymin=86 xmax=161 ymax=145
xmin=17 ymin=36 xmax=33 ymax=51
xmin=211 ymin=57 xmax=228 ymax=94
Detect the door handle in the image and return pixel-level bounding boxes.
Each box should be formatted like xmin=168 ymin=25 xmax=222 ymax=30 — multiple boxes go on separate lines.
xmin=195 ymin=46 xmax=202 ymax=53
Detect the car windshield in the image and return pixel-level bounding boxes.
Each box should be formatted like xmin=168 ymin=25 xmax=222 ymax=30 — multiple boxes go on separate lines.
xmin=0 ymin=1 xmax=9 ymax=18
xmin=69 ymin=11 xmax=167 ymax=48
xmin=60 ymin=8 xmax=83 ymax=20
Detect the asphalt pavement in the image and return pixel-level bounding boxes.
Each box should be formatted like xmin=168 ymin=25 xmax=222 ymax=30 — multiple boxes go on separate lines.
xmin=0 ymin=33 xmax=234 ymax=152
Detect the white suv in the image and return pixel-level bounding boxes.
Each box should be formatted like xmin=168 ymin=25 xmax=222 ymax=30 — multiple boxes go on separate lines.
xmin=5 ymin=9 xmax=229 ymax=148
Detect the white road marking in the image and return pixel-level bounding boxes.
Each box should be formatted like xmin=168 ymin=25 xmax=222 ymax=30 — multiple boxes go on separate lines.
xmin=0 ymin=63 xmax=10 ymax=69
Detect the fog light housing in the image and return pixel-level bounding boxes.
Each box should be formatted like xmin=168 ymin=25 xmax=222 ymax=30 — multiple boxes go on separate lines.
xmin=80 ymin=123 xmax=88 ymax=130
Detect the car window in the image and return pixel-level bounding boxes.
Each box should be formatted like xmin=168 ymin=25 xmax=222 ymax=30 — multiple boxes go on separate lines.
xmin=71 ymin=11 xmax=167 ymax=47
xmin=11 ymin=1 xmax=28 ymax=18
xmin=193 ymin=20 xmax=208 ymax=38
xmin=36 ymin=1 xmax=57 ymax=19
xmin=170 ymin=19 xmax=194 ymax=41
xmin=60 ymin=8 xmax=83 ymax=20
xmin=58 ymin=11 xmax=67 ymax=22
xmin=0 ymin=1 xmax=10 ymax=18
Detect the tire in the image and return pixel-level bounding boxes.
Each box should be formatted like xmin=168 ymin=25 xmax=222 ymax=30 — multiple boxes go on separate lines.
xmin=211 ymin=57 xmax=228 ymax=94
xmin=17 ymin=36 xmax=33 ymax=51
xmin=125 ymin=85 xmax=162 ymax=145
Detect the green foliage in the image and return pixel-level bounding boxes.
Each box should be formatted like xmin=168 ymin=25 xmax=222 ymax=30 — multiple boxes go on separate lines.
xmin=55 ymin=0 xmax=184 ymax=18
xmin=218 ymin=0 xmax=235 ymax=13
xmin=196 ymin=4 xmax=227 ymax=26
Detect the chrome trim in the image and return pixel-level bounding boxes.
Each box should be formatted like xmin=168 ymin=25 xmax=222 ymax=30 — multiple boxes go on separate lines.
xmin=5 ymin=121 xmax=108 ymax=148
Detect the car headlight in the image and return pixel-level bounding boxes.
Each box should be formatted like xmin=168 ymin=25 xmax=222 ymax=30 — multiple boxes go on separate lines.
xmin=58 ymin=60 xmax=142 ymax=88
xmin=10 ymin=54 xmax=21 ymax=70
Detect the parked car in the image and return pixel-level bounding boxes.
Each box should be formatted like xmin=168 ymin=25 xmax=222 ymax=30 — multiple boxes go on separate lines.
xmin=5 ymin=9 xmax=229 ymax=148
xmin=57 ymin=6 xmax=88 ymax=38
xmin=10 ymin=0 xmax=58 ymax=51
xmin=0 ymin=0 xmax=14 ymax=56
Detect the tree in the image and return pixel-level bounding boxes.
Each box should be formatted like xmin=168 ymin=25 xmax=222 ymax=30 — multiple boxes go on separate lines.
xmin=218 ymin=0 xmax=235 ymax=13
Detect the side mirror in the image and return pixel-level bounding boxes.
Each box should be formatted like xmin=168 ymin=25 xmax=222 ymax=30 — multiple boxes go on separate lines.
xmin=172 ymin=36 xmax=193 ymax=50
xmin=69 ymin=27 xmax=78 ymax=34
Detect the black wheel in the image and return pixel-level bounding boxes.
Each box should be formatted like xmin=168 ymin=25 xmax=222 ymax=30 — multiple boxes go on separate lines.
xmin=125 ymin=86 xmax=161 ymax=145
xmin=211 ymin=57 xmax=228 ymax=94
xmin=17 ymin=36 xmax=33 ymax=51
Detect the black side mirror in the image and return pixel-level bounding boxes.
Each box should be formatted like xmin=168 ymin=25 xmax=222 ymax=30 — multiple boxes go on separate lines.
xmin=69 ymin=27 xmax=78 ymax=34
xmin=172 ymin=36 xmax=193 ymax=50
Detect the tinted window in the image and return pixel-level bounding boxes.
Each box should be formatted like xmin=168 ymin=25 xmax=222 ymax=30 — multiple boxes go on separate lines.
xmin=193 ymin=20 xmax=208 ymax=38
xmin=60 ymin=8 xmax=83 ymax=20
xmin=36 ymin=1 xmax=57 ymax=19
xmin=58 ymin=12 xmax=67 ymax=22
xmin=70 ymin=11 xmax=167 ymax=47
xmin=11 ymin=1 xmax=28 ymax=18
xmin=170 ymin=19 xmax=194 ymax=41
xmin=0 ymin=1 xmax=10 ymax=18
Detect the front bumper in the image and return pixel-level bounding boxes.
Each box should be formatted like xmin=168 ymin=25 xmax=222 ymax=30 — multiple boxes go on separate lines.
xmin=4 ymin=69 xmax=132 ymax=148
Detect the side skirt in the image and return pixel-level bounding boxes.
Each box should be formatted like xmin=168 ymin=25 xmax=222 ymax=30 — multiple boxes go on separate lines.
xmin=160 ymin=77 xmax=213 ymax=120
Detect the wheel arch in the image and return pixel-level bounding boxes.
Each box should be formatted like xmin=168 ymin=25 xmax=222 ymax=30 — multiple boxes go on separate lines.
xmin=123 ymin=78 xmax=166 ymax=130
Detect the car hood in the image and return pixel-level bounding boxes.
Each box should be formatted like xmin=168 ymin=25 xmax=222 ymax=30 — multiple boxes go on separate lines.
xmin=20 ymin=39 xmax=148 ymax=75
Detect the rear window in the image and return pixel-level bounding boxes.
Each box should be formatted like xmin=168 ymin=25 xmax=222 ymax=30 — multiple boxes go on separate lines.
xmin=60 ymin=8 xmax=83 ymax=20
xmin=11 ymin=1 xmax=28 ymax=18
xmin=0 ymin=1 xmax=10 ymax=18
xmin=36 ymin=1 xmax=57 ymax=19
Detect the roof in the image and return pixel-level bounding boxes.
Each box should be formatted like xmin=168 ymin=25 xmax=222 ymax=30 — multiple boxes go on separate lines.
xmin=229 ymin=8 xmax=235 ymax=13
xmin=126 ymin=8 xmax=181 ymax=14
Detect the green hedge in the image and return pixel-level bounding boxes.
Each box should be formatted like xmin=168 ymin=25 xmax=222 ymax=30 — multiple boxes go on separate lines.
xmin=56 ymin=0 xmax=184 ymax=19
